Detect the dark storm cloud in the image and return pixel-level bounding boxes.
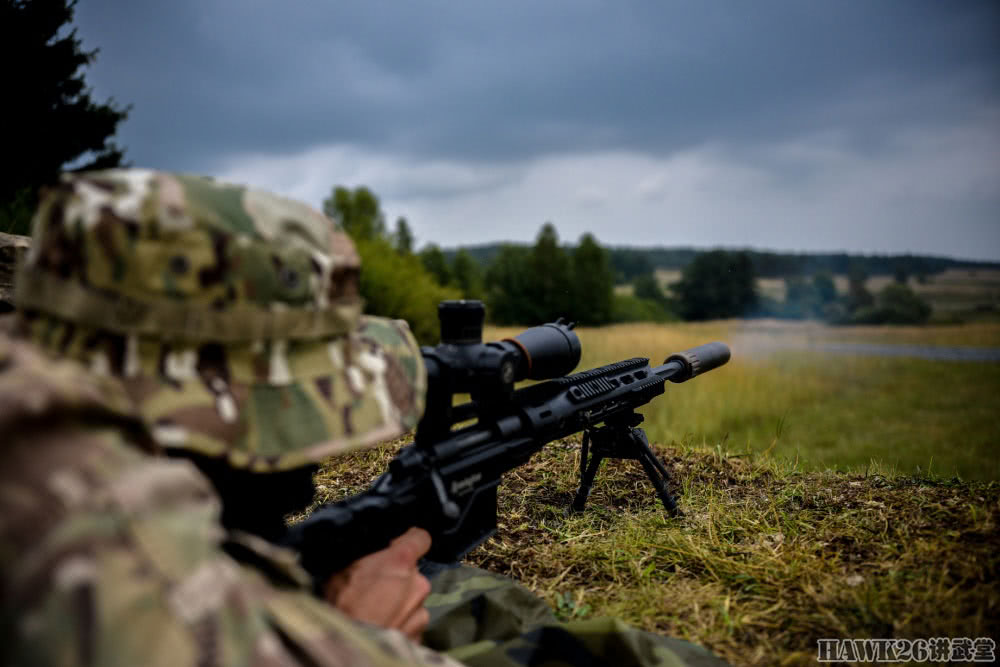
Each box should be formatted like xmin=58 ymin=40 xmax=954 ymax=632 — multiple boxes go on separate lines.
xmin=68 ymin=1 xmax=1000 ymax=260
xmin=75 ymin=1 xmax=1000 ymax=171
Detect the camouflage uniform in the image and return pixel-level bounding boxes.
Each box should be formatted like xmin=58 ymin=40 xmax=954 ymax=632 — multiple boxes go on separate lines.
xmin=0 ymin=333 xmax=456 ymax=667
xmin=421 ymin=566 xmax=726 ymax=667
xmin=1 ymin=169 xmax=456 ymax=667
xmin=1 ymin=169 xmax=725 ymax=666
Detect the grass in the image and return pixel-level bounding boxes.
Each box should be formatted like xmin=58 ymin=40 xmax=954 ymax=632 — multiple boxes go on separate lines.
xmin=316 ymin=441 xmax=999 ymax=666
xmin=722 ymin=319 xmax=1000 ymax=348
xmin=308 ymin=321 xmax=1000 ymax=666
xmin=488 ymin=321 xmax=1000 ymax=481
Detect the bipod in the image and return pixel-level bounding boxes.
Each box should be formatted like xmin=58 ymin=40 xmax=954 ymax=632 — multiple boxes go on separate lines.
xmin=570 ymin=412 xmax=683 ymax=517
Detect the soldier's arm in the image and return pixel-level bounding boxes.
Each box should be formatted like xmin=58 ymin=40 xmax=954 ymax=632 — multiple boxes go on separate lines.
xmin=0 ymin=427 xmax=457 ymax=667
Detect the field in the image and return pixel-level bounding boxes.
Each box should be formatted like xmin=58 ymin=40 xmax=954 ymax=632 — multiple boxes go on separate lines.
xmin=509 ymin=319 xmax=1000 ymax=481
xmin=314 ymin=320 xmax=1000 ymax=666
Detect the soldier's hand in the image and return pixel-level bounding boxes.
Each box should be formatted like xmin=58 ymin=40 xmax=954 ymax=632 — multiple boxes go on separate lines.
xmin=323 ymin=527 xmax=433 ymax=641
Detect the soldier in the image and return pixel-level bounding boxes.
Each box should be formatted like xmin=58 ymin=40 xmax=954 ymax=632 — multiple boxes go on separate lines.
xmin=0 ymin=169 xmax=725 ymax=666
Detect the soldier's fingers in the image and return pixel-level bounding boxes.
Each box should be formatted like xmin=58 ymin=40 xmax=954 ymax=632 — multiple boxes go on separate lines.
xmin=389 ymin=527 xmax=432 ymax=564
xmin=387 ymin=571 xmax=431 ymax=628
xmin=399 ymin=606 xmax=430 ymax=642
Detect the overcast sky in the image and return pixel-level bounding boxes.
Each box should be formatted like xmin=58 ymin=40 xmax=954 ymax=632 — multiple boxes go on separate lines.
xmin=74 ymin=1 xmax=1000 ymax=260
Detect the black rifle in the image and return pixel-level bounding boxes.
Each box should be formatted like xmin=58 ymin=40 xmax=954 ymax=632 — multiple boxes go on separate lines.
xmin=283 ymin=300 xmax=730 ymax=585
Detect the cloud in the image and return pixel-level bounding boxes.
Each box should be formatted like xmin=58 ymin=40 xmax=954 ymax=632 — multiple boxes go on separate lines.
xmin=214 ymin=107 xmax=1000 ymax=261
xmin=212 ymin=146 xmax=519 ymax=206
xmin=71 ymin=1 xmax=1000 ymax=259
xmin=76 ymin=1 xmax=1000 ymax=168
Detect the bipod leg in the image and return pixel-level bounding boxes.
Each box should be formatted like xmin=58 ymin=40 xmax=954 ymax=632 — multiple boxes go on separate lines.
xmin=628 ymin=427 xmax=683 ymax=517
xmin=571 ymin=431 xmax=605 ymax=513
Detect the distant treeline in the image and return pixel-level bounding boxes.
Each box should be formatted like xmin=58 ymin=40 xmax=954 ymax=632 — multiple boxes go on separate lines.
xmin=323 ymin=186 xmax=679 ymax=340
xmin=448 ymin=244 xmax=999 ymax=283
xmin=323 ymin=185 xmax=979 ymax=340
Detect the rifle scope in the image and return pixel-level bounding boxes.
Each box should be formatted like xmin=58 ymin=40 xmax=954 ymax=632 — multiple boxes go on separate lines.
xmin=417 ymin=300 xmax=581 ymax=441
xmin=430 ymin=299 xmax=580 ymax=386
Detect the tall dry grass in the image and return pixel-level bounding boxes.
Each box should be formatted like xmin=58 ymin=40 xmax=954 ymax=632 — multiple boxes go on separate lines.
xmin=487 ymin=321 xmax=1000 ymax=480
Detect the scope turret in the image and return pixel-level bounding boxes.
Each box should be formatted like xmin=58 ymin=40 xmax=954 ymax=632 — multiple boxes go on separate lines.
xmin=439 ymin=300 xmax=485 ymax=345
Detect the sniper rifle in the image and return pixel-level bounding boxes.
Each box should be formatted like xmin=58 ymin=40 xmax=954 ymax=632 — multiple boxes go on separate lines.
xmin=283 ymin=300 xmax=730 ymax=586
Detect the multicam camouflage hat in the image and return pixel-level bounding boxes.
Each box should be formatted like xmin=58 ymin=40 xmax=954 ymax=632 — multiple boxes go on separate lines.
xmin=15 ymin=169 xmax=426 ymax=471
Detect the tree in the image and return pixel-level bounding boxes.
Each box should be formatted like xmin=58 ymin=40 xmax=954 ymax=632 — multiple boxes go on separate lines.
xmin=484 ymin=244 xmax=533 ymax=325
xmin=354 ymin=237 xmax=461 ymax=343
xmin=852 ymin=283 xmax=932 ymax=325
xmin=628 ymin=271 xmax=675 ymax=321
xmin=671 ymin=250 xmax=757 ymax=321
xmin=608 ymin=249 xmax=652 ymax=283
xmin=322 ymin=186 xmax=385 ymax=241
xmin=876 ymin=283 xmax=932 ymax=324
xmin=451 ymin=249 xmax=484 ymax=300
xmin=782 ymin=275 xmax=815 ymax=319
xmin=2 ymin=0 xmax=130 ymax=234
xmin=319 ymin=183 xmax=458 ymax=341
xmin=632 ymin=273 xmax=665 ymax=305
xmin=845 ymin=262 xmax=874 ymax=314
xmin=812 ymin=272 xmax=837 ymax=304
xmin=526 ymin=223 xmax=573 ymax=323
xmin=784 ymin=276 xmax=811 ymax=304
xmin=419 ymin=244 xmax=452 ymax=286
xmin=611 ymin=294 xmax=674 ymax=323
xmin=393 ymin=217 xmax=414 ymax=254
xmin=570 ymin=233 xmax=615 ymax=325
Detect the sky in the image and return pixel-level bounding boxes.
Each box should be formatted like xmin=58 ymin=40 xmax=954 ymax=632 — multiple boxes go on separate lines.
xmin=74 ymin=1 xmax=1000 ymax=261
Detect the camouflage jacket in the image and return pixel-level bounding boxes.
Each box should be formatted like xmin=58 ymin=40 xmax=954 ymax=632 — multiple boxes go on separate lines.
xmin=0 ymin=332 xmax=460 ymax=667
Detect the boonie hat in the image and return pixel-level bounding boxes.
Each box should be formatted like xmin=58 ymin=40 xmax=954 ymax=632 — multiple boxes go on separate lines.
xmin=15 ymin=169 xmax=426 ymax=470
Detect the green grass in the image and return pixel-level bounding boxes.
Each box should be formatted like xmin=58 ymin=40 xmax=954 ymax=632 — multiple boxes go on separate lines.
xmin=309 ymin=321 xmax=1000 ymax=666
xmin=316 ymin=442 xmax=999 ymax=667
xmin=472 ymin=447 xmax=999 ymax=667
